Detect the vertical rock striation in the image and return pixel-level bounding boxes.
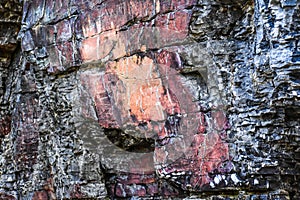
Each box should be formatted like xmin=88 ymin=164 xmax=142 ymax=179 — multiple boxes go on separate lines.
xmin=0 ymin=0 xmax=299 ymax=199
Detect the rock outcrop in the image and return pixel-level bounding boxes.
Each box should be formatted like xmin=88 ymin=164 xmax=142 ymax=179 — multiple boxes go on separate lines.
xmin=0 ymin=0 xmax=299 ymax=199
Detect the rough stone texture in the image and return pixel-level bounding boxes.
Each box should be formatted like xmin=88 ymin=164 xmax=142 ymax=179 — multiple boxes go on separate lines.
xmin=0 ymin=0 xmax=299 ymax=199
xmin=0 ymin=0 xmax=22 ymax=138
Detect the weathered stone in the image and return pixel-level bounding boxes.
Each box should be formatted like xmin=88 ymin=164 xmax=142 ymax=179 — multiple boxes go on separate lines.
xmin=0 ymin=0 xmax=299 ymax=199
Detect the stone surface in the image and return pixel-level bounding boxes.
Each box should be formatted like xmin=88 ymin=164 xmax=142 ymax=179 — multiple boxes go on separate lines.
xmin=0 ymin=0 xmax=299 ymax=199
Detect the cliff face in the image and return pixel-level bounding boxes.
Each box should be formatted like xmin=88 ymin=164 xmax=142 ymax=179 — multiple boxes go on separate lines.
xmin=0 ymin=0 xmax=299 ymax=199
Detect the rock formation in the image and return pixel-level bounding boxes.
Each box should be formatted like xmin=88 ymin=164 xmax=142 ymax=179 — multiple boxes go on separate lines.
xmin=0 ymin=0 xmax=299 ymax=199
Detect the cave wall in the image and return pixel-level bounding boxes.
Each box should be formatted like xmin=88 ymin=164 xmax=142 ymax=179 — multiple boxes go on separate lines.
xmin=0 ymin=0 xmax=299 ymax=199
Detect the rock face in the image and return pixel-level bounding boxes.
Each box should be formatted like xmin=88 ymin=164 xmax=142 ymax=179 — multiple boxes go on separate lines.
xmin=0 ymin=0 xmax=299 ymax=199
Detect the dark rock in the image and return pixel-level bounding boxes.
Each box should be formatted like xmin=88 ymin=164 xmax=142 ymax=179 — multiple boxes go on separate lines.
xmin=0 ymin=0 xmax=299 ymax=199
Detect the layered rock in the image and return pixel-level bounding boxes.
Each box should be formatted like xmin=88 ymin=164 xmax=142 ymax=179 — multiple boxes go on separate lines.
xmin=0 ymin=0 xmax=299 ymax=199
xmin=0 ymin=0 xmax=22 ymax=137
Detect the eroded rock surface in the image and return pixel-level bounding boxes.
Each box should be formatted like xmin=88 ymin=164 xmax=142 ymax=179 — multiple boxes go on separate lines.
xmin=0 ymin=0 xmax=299 ymax=199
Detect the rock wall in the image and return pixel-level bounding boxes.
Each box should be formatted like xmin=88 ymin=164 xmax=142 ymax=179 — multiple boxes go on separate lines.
xmin=0 ymin=0 xmax=299 ymax=199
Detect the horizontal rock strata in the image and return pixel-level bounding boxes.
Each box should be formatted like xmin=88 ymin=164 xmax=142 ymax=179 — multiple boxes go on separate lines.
xmin=0 ymin=0 xmax=299 ymax=199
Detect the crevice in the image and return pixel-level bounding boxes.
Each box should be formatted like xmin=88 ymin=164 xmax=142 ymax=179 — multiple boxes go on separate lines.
xmin=103 ymin=128 xmax=155 ymax=153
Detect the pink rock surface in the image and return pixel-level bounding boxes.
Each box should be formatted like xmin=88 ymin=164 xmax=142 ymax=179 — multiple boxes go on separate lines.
xmin=80 ymin=50 xmax=229 ymax=190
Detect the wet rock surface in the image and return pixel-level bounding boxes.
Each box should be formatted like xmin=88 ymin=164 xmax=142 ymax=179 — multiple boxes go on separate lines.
xmin=0 ymin=0 xmax=299 ymax=199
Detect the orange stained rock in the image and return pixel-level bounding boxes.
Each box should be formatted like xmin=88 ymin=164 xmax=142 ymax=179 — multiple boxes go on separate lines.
xmin=80 ymin=36 xmax=98 ymax=62
xmin=106 ymin=55 xmax=178 ymax=122
xmin=80 ymin=51 xmax=230 ymax=189
xmin=80 ymin=31 xmax=124 ymax=63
